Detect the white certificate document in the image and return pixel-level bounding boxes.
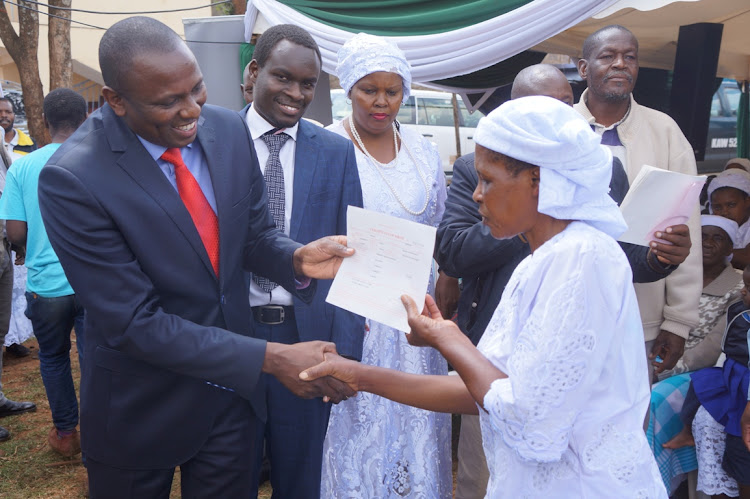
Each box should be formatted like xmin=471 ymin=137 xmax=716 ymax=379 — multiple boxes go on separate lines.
xmin=618 ymin=164 xmax=706 ymax=246
xmin=326 ymin=206 xmax=436 ymax=333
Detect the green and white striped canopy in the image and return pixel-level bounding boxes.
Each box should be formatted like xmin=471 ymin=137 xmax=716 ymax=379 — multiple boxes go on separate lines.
xmin=243 ymin=0 xmax=619 ymax=93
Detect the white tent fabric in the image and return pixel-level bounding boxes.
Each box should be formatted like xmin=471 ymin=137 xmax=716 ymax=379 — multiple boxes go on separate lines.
xmin=592 ymin=0 xmax=701 ymax=19
xmin=244 ymin=0 xmax=620 ymax=83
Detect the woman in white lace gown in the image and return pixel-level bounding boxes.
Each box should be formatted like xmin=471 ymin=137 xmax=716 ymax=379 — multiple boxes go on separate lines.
xmin=320 ymin=34 xmax=451 ymax=498
xmin=304 ymin=97 xmax=667 ymax=498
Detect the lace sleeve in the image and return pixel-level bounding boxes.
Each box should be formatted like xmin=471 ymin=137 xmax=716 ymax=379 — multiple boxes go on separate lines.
xmin=482 ymin=243 xmax=625 ymax=463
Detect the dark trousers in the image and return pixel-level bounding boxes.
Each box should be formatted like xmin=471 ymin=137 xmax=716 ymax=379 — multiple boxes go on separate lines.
xmin=0 ymin=254 xmax=13 ymax=403
xmin=86 ymin=389 xmax=257 ymax=498
xmin=248 ymin=317 xmax=331 ymax=499
xmin=25 ymin=292 xmax=85 ymax=431
xmin=679 ymin=382 xmax=701 ymax=427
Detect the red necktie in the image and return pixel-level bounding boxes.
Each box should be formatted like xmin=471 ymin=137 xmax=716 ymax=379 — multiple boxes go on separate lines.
xmin=160 ymin=148 xmax=219 ymax=276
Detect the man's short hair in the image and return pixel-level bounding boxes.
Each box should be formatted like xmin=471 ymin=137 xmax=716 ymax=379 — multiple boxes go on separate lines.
xmin=43 ymin=88 xmax=87 ymax=131
xmin=253 ymin=24 xmax=321 ymax=68
xmin=99 ymin=16 xmax=184 ymax=92
xmin=581 ymin=24 xmax=638 ymax=60
xmin=0 ymin=96 xmax=14 ymax=109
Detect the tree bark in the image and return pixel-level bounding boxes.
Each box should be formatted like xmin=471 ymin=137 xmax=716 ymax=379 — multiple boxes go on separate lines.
xmin=0 ymin=1 xmax=48 ymax=146
xmin=48 ymin=0 xmax=72 ymax=91
xmin=232 ymin=0 xmax=246 ymax=15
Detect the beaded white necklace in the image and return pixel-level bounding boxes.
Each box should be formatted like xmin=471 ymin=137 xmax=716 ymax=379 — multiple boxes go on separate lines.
xmin=347 ymin=116 xmax=431 ymax=216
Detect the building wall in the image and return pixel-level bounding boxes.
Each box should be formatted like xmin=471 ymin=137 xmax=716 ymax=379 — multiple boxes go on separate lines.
xmin=0 ymin=0 xmax=213 ymax=92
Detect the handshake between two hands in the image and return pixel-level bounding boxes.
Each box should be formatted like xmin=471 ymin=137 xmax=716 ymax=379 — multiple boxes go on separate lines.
xmin=262 ymin=340 xmax=364 ymax=404
xmin=267 ymin=294 xmax=460 ymax=404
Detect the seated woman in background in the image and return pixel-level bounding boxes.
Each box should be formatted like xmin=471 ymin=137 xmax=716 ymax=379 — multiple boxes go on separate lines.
xmin=709 ymin=169 xmax=750 ymax=268
xmin=725 ymin=158 xmax=750 ymax=174
xmin=648 ymin=215 xmax=742 ymax=494
xmin=303 ymin=96 xmax=667 ymax=498
xmin=664 ymin=263 xmax=750 ymax=498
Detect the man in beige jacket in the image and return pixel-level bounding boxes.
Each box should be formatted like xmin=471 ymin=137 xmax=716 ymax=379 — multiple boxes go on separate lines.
xmin=575 ymin=24 xmax=701 ymax=380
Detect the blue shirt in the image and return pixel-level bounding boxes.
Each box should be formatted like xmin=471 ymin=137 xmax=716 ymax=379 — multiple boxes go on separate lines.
xmin=136 ymin=136 xmax=217 ymax=213
xmin=0 ymin=143 xmax=74 ymax=296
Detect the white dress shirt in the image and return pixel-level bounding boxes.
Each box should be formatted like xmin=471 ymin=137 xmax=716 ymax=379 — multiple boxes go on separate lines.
xmin=245 ymin=105 xmax=299 ymax=306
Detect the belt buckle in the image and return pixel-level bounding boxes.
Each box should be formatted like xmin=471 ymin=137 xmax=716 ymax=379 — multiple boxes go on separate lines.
xmin=261 ymin=305 xmax=285 ymax=325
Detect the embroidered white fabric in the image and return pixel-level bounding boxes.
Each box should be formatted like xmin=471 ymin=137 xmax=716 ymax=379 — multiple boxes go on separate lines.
xmin=694 ymin=405 xmax=740 ymax=497
xmin=321 ymin=122 xmax=451 ymax=498
xmin=478 ymin=222 xmax=667 ymax=498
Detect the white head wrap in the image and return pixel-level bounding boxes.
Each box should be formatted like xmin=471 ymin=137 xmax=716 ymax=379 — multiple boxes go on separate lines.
xmin=701 ymin=214 xmax=738 ymax=246
xmin=724 ymin=157 xmax=750 ymax=174
xmin=708 ymin=168 xmax=750 ymax=203
xmin=474 ymin=95 xmax=627 ymax=239
xmin=336 ymin=33 xmax=411 ymax=103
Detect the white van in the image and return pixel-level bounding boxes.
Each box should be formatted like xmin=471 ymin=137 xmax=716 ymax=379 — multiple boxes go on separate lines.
xmin=331 ymin=89 xmax=483 ymax=177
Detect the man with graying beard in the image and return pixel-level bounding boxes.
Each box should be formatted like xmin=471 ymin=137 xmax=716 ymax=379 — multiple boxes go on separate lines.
xmin=575 ymin=24 xmax=702 ymax=385
xmin=436 ymin=63 xmax=692 ymax=498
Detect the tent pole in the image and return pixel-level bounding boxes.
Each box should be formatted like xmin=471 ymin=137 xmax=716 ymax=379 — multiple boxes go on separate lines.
xmin=451 ymin=93 xmax=462 ymax=161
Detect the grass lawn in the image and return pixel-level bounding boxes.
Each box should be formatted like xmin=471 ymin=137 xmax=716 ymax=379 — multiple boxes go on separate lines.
xmin=1 ymin=339 xmax=458 ymax=498
xmin=0 ymin=339 xmax=273 ymax=498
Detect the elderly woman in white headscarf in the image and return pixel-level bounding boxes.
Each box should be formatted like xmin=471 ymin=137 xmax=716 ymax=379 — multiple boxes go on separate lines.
xmin=303 ymin=96 xmax=667 ymax=498
xmin=321 ymin=33 xmax=451 ymax=498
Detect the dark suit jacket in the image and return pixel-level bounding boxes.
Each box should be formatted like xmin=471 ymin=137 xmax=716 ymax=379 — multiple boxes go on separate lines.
xmin=241 ymin=106 xmax=365 ymax=359
xmin=38 ymin=103 xmax=312 ymax=468
xmin=436 ymin=153 xmax=675 ymax=344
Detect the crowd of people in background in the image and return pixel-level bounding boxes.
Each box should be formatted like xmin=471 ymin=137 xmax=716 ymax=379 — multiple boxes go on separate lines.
xmin=0 ymin=14 xmax=748 ymax=499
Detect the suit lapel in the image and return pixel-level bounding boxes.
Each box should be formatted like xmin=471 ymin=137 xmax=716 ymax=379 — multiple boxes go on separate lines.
xmin=291 ymin=121 xmax=318 ymax=241
xmin=196 ymin=114 xmax=226 ymax=284
xmin=105 ymin=106 xmax=217 ymax=281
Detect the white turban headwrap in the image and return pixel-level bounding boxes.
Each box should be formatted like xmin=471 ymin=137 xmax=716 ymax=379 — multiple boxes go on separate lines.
xmin=474 ymin=96 xmax=627 ymax=239
xmin=708 ymin=168 xmax=750 ymax=202
xmin=724 ymin=157 xmax=750 ymax=174
xmin=701 ymin=214 xmax=738 ymax=246
xmin=336 ymin=33 xmax=411 ymax=103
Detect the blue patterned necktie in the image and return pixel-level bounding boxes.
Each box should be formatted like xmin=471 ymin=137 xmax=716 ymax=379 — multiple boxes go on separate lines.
xmin=253 ymin=130 xmax=290 ymax=292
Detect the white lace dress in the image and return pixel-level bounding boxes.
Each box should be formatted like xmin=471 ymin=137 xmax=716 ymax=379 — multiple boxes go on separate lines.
xmin=321 ymin=121 xmax=451 ymax=498
xmin=478 ymin=222 xmax=667 ymax=498
xmin=693 ymin=405 xmax=740 ymax=496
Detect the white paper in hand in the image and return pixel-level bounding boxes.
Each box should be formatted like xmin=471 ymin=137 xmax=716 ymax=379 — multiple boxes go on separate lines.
xmin=326 ymin=206 xmax=436 ymax=333
xmin=618 ymin=165 xmax=706 ymax=246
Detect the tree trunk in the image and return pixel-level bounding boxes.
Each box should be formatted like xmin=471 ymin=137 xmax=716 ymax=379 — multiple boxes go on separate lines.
xmin=0 ymin=1 xmax=48 ymax=146
xmin=232 ymin=0 xmax=246 ymax=15
xmin=48 ymin=0 xmax=72 ymax=91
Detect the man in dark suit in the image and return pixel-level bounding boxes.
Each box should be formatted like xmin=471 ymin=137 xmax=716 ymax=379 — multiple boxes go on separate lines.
xmin=438 ymin=63 xmax=693 ymax=498
xmin=37 ymin=17 xmax=354 ymax=498
xmin=240 ymin=25 xmax=364 ymax=498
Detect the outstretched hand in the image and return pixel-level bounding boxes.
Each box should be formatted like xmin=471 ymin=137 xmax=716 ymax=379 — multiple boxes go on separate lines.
xmin=299 ymin=352 xmax=361 ymax=396
xmin=293 ymin=235 xmax=354 ymax=280
xmin=650 ymin=224 xmax=691 ymax=266
xmin=401 ymin=294 xmax=462 ymax=349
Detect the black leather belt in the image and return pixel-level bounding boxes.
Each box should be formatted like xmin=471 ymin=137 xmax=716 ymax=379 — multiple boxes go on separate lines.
xmin=251 ymin=305 xmax=294 ymax=325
